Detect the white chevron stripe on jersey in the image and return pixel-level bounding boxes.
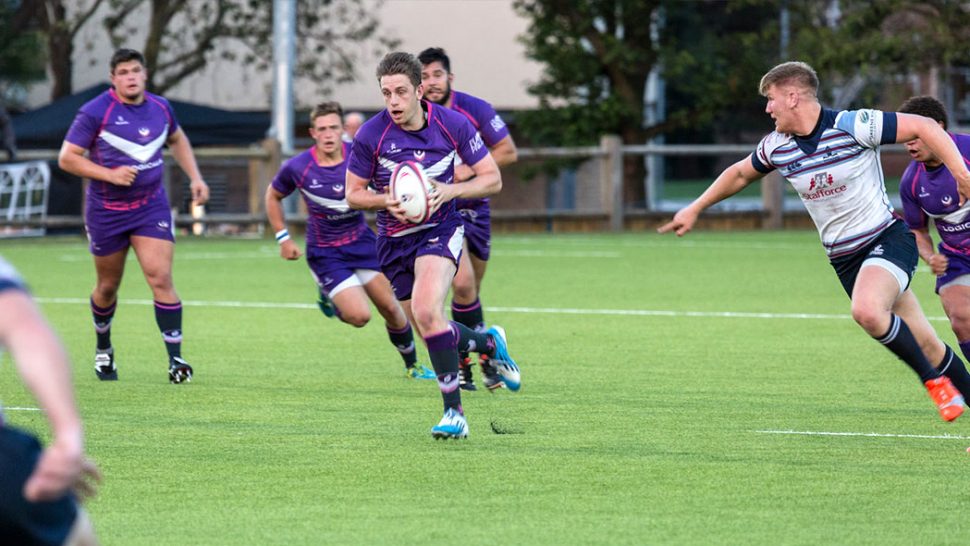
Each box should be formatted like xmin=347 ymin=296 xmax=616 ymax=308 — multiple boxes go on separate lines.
xmin=378 ymin=151 xmax=455 ymax=181
xmin=424 ymin=151 xmax=455 ymax=181
xmin=300 ymin=189 xmax=350 ymax=212
xmin=99 ymin=128 xmax=168 ymax=163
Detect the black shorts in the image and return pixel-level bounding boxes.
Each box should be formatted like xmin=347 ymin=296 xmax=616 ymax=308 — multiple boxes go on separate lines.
xmin=829 ymin=220 xmax=918 ymax=298
xmin=0 ymin=426 xmax=78 ymax=546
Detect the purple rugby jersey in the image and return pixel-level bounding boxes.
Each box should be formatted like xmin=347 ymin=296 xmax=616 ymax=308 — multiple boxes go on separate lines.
xmin=448 ymin=90 xmax=510 ymax=212
xmin=347 ymin=100 xmax=488 ymax=238
xmin=900 ymin=133 xmax=970 ymax=255
xmin=271 ymin=143 xmax=370 ymax=248
xmin=64 ymin=88 xmax=178 ymax=211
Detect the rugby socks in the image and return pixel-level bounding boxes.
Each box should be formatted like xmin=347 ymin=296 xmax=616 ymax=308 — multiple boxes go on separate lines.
xmin=452 ymin=298 xmax=485 ymax=362
xmin=154 ymin=300 xmax=183 ymax=360
xmin=942 ymin=343 xmax=970 ymax=397
xmin=451 ymin=298 xmax=485 ymax=332
xmin=424 ymin=329 xmax=462 ymax=413
xmin=91 ymin=297 xmax=116 ymax=350
xmin=875 ymin=314 xmax=940 ymax=382
xmin=451 ymin=321 xmax=496 ymax=356
xmin=387 ymin=323 xmax=418 ymax=367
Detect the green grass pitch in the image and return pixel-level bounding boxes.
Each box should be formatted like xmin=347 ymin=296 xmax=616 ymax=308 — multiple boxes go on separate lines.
xmin=2 ymin=231 xmax=970 ymax=544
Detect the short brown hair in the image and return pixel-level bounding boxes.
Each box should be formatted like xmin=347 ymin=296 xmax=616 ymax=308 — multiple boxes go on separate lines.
xmin=309 ymin=101 xmax=343 ymax=125
xmin=899 ymin=95 xmax=948 ymax=130
xmin=759 ymin=61 xmax=819 ymax=96
xmin=376 ymin=52 xmax=421 ymax=88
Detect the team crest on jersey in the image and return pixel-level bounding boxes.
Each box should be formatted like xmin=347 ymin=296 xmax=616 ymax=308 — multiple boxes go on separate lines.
xmin=943 ymin=195 xmax=954 ymax=206
xmin=138 ymin=127 xmax=150 ymax=137
xmin=808 ymin=172 xmax=834 ymax=191
xmin=333 ymin=184 xmax=344 ymax=193
xmin=413 ymin=150 xmax=425 ymax=161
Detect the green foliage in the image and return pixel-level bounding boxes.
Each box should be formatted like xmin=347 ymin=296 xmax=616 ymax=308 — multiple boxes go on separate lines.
xmin=3 ymin=233 xmax=970 ymax=544
xmin=101 ymin=0 xmax=398 ymax=98
xmin=0 ymin=1 xmax=46 ymax=90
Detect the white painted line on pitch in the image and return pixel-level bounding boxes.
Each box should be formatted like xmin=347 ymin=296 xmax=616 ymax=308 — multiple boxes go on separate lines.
xmin=33 ymin=297 xmax=951 ymax=322
xmin=4 ymin=407 xmax=42 ymax=412
xmin=755 ymin=429 xmax=970 ymax=440
xmin=58 ymin=250 xmax=279 ymax=262
xmin=491 ymin=249 xmax=622 ymax=258
xmin=502 ymin=237 xmax=815 ymax=251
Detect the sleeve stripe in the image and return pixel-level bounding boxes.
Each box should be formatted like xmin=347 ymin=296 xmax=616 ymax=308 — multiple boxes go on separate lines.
xmin=751 ymin=152 xmax=773 ymax=174
xmin=880 ymin=112 xmax=897 ymax=145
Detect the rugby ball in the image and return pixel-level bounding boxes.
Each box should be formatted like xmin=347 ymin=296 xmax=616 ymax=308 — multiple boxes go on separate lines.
xmin=390 ymin=161 xmax=433 ymax=224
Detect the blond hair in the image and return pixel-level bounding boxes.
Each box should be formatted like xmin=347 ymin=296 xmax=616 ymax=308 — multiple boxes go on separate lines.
xmin=758 ymin=61 xmax=819 ymax=96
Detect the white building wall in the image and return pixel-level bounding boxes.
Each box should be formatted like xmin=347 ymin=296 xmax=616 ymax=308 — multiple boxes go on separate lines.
xmin=25 ymin=0 xmax=541 ymax=111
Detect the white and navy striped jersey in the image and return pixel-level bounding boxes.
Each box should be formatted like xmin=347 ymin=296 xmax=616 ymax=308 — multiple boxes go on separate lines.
xmin=752 ymin=108 xmax=898 ymax=258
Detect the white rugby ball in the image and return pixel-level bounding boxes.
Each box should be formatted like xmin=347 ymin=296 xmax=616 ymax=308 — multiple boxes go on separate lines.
xmin=390 ymin=161 xmax=433 ymax=224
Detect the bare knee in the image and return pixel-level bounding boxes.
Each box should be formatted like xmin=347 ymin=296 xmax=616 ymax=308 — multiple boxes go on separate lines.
xmin=452 ymin=283 xmax=476 ymax=303
xmin=340 ymin=310 xmax=371 ymax=328
xmin=145 ymin=271 xmax=174 ymax=294
xmin=851 ymin=303 xmax=888 ymax=336
xmin=94 ymin=278 xmax=121 ymax=302
xmin=410 ymin=304 xmax=441 ymax=334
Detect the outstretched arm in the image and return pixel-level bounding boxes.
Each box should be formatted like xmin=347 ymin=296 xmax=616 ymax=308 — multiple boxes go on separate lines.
xmin=657 ymin=155 xmax=764 ymax=236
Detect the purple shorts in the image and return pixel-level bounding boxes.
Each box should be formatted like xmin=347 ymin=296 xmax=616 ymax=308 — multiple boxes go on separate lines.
xmin=306 ymin=229 xmax=380 ymax=295
xmin=936 ymin=246 xmax=970 ymax=293
xmin=377 ymin=218 xmax=464 ymax=301
xmin=458 ymin=202 xmax=491 ymax=261
xmin=85 ymin=196 xmax=174 ymax=256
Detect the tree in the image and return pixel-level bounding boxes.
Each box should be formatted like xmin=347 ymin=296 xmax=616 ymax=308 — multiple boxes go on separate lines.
xmin=14 ymin=0 xmax=105 ymax=101
xmin=0 ymin=1 xmax=46 ymax=100
xmin=512 ymin=0 xmax=768 ymax=201
xmin=514 ymin=0 xmax=970 ymax=204
xmin=102 ymin=0 xmax=398 ymax=98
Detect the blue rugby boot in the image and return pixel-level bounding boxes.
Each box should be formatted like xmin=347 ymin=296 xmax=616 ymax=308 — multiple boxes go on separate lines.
xmin=486 ymin=325 xmax=520 ymax=392
xmin=431 ymin=407 xmax=468 ymax=439
xmin=406 ymin=363 xmax=436 ymax=380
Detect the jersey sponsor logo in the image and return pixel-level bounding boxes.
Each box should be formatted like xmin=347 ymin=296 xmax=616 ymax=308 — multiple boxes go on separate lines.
xmin=134 ymin=158 xmax=164 ymax=171
xmin=938 ymin=220 xmax=970 ymax=233
xmin=469 ymin=133 xmax=484 ymax=154
xmin=801 ymin=184 xmax=847 ymax=201
xmin=489 ymin=115 xmax=506 ymax=132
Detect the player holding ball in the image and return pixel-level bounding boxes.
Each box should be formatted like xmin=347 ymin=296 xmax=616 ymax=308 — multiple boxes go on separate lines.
xmin=346 ymin=52 xmax=521 ymax=439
